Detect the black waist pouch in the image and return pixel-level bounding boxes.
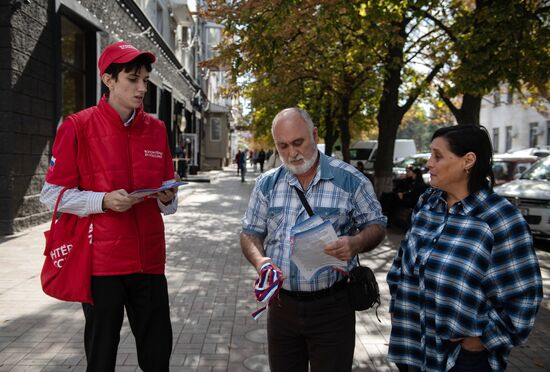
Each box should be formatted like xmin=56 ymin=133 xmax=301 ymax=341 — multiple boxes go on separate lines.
xmin=348 ymin=265 xmax=381 ymax=320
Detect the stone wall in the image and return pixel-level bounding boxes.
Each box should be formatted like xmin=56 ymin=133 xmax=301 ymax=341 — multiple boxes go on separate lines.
xmin=0 ymin=1 xmax=55 ymax=234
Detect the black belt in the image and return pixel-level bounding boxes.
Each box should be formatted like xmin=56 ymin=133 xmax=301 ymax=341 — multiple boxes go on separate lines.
xmin=280 ymin=279 xmax=348 ymax=301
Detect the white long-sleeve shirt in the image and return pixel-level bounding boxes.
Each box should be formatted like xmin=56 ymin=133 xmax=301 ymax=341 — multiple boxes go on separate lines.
xmin=40 ymin=180 xmax=178 ymax=217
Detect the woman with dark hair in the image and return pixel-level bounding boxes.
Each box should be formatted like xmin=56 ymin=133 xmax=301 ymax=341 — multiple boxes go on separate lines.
xmin=387 ymin=125 xmax=542 ymax=372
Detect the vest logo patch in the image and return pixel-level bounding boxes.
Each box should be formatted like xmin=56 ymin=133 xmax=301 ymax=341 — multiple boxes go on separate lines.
xmin=144 ymin=150 xmax=163 ymax=159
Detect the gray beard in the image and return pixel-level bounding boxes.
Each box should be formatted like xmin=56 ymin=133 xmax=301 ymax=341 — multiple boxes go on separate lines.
xmin=285 ymin=150 xmax=318 ymax=175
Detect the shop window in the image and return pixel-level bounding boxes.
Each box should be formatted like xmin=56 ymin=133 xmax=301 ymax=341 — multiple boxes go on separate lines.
xmin=211 ymin=117 xmax=221 ymax=141
xmin=61 ymin=16 xmax=90 ymax=118
xmin=143 ymin=83 xmax=158 ymax=114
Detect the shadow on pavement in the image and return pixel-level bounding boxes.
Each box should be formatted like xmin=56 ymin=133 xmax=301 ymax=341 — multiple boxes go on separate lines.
xmin=0 ymin=168 xmax=548 ymax=371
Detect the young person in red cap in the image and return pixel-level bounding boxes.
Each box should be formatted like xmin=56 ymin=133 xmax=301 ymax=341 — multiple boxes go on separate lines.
xmin=40 ymin=41 xmax=179 ymax=371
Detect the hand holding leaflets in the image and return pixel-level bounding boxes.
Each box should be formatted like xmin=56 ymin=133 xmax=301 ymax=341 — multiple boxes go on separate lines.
xmin=290 ymin=215 xmax=347 ymax=280
xmin=128 ymin=181 xmax=187 ymax=198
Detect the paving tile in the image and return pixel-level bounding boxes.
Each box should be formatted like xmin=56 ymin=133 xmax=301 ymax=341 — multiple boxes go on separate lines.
xmin=0 ymin=168 xmax=549 ymax=371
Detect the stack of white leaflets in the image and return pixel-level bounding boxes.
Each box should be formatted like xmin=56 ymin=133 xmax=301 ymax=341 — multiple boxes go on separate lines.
xmin=290 ymin=215 xmax=347 ymax=280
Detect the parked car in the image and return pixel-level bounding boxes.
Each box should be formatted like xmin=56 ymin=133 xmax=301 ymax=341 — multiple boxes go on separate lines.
xmin=508 ymin=146 xmax=550 ymax=159
xmin=349 ymin=139 xmax=416 ymax=168
xmin=495 ymin=156 xmax=550 ymax=241
xmin=492 ymin=154 xmax=538 ymax=186
xmin=393 ymin=153 xmax=431 ymax=183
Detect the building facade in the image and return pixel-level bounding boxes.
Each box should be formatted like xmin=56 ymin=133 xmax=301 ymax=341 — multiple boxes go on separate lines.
xmin=0 ymin=0 xmax=232 ymax=235
xmin=193 ymin=9 xmax=233 ymax=170
xmin=480 ymin=88 xmax=549 ymax=154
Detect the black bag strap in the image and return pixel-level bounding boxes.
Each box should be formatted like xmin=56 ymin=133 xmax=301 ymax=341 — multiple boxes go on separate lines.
xmin=293 ymin=186 xmax=314 ymax=217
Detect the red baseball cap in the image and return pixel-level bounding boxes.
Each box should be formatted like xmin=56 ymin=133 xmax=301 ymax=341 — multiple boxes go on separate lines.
xmin=98 ymin=41 xmax=156 ymax=76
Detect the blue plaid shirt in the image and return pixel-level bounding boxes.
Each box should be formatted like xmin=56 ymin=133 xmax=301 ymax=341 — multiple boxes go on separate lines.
xmin=387 ymin=188 xmax=543 ymax=372
xmin=242 ymin=152 xmax=386 ymax=291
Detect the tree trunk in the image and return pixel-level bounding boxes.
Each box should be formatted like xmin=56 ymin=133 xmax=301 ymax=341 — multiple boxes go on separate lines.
xmin=375 ymin=105 xmax=401 ymax=195
xmin=456 ymin=93 xmax=481 ymax=126
xmin=323 ymin=98 xmax=337 ymax=156
xmin=374 ymin=22 xmax=406 ymax=195
xmin=374 ymin=16 xmax=443 ymax=195
xmin=338 ymin=95 xmax=351 ymax=164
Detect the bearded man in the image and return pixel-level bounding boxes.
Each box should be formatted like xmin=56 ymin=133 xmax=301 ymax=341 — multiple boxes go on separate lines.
xmin=240 ymin=107 xmax=386 ymax=371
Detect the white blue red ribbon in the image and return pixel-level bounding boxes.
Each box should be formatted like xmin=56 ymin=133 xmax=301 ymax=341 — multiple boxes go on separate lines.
xmin=251 ymin=263 xmax=283 ymax=320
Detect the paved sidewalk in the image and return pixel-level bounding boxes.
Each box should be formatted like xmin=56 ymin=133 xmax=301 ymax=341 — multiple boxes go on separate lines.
xmin=0 ymin=167 xmax=549 ymax=371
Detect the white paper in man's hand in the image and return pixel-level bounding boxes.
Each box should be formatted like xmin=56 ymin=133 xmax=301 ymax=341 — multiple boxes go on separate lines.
xmin=290 ymin=219 xmax=347 ymax=281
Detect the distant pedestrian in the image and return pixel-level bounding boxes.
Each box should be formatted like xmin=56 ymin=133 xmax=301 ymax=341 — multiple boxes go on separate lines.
xmin=240 ymin=108 xmax=386 ymax=371
xmin=40 ymin=41 xmax=179 ymax=372
xmin=252 ymin=150 xmax=259 ymax=171
xmin=239 ymin=149 xmax=247 ymax=182
xmin=387 ymin=125 xmax=543 ymax=372
xmin=235 ymin=150 xmax=242 ymax=176
xmin=258 ymin=149 xmax=266 ymax=172
xmin=176 ymin=141 xmax=188 ymax=179
xmin=355 ymin=161 xmax=374 ymax=182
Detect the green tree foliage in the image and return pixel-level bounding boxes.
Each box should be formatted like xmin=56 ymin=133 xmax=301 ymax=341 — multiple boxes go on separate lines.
xmin=364 ymin=1 xmax=446 ymax=192
xmin=427 ymin=0 xmax=550 ymax=125
xmin=203 ymin=0 xmax=548 ymax=193
xmin=397 ymin=103 xmax=449 ymax=152
xmin=203 ymin=0 xmax=382 ymax=161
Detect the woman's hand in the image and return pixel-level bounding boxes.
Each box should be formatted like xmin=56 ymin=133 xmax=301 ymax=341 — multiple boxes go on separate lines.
xmin=450 ymin=336 xmax=485 ymax=352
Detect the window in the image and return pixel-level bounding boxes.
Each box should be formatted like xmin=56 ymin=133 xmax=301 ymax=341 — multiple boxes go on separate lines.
xmin=493 ymin=92 xmax=501 ymax=107
xmin=529 ymin=122 xmax=538 ymax=147
xmin=210 ymin=117 xmax=221 ymax=141
xmin=179 ymin=26 xmax=189 ymax=47
xmin=61 ymin=17 xmax=87 ymax=118
xmin=205 ymin=26 xmax=221 ymax=59
xmin=156 ymin=3 xmax=164 ymax=35
xmin=492 ymin=128 xmax=499 ymax=153
xmin=507 ymin=91 xmax=513 ymax=104
xmin=143 ymin=83 xmax=158 ymax=114
xmin=505 ymin=126 xmax=513 ymax=152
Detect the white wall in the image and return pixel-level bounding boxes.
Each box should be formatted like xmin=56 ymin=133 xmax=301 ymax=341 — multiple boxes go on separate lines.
xmin=480 ymin=91 xmax=549 ymax=153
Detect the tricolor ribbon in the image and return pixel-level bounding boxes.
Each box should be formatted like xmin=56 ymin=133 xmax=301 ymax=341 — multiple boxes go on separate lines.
xmin=251 ymin=263 xmax=283 ymax=320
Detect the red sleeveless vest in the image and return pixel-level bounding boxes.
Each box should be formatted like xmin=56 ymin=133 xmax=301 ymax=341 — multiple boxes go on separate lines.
xmin=50 ymin=96 xmax=174 ymax=275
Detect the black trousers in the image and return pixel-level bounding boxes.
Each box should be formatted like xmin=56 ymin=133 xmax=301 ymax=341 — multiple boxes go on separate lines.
xmin=82 ymin=274 xmax=172 ymax=372
xmin=396 ymin=348 xmax=491 ymax=372
xmin=267 ymin=285 xmax=355 ymax=372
